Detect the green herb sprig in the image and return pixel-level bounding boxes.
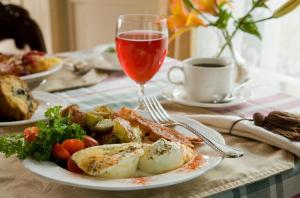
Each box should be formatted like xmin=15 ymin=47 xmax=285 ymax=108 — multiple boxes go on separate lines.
xmin=0 ymin=106 xmax=85 ymax=161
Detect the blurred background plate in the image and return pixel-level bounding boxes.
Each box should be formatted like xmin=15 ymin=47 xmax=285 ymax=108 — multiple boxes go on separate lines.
xmin=20 ymin=63 xmax=63 ymax=89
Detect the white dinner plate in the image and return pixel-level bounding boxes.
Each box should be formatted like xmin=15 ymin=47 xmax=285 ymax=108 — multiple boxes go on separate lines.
xmin=22 ymin=112 xmax=224 ymax=191
xmin=163 ymin=86 xmax=251 ymax=108
xmin=21 ymin=64 xmax=63 ymax=89
xmin=0 ymin=91 xmax=68 ymax=127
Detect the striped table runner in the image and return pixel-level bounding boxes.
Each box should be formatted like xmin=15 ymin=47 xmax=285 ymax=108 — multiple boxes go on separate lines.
xmin=55 ymin=57 xmax=300 ymax=120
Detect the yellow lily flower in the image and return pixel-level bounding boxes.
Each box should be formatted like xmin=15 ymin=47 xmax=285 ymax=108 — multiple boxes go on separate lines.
xmin=273 ymin=0 xmax=300 ymax=18
xmin=185 ymin=11 xmax=205 ymax=27
xmin=167 ymin=15 xmax=176 ymax=31
xmin=168 ymin=0 xmax=206 ymax=43
xmin=169 ymin=0 xmax=189 ymax=29
xmin=192 ymin=0 xmax=229 ymax=15
xmin=192 ymin=0 xmax=218 ymax=15
xmin=170 ymin=0 xmax=188 ymax=18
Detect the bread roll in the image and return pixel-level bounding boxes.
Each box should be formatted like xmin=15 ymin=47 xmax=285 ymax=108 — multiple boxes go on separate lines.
xmin=0 ymin=75 xmax=38 ymax=121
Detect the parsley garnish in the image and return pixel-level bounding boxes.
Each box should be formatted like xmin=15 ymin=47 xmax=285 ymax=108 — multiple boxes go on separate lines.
xmin=0 ymin=106 xmax=85 ymax=161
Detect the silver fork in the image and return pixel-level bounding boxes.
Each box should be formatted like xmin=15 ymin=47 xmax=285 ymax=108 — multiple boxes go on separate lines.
xmin=143 ymin=96 xmax=244 ymax=158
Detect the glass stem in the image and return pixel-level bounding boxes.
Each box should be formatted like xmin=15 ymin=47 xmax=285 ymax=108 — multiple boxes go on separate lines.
xmin=136 ymin=83 xmax=145 ymax=110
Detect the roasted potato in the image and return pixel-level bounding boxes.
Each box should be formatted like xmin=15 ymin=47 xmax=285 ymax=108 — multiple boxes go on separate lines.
xmin=96 ymin=131 xmax=119 ymax=145
xmin=85 ymin=112 xmax=103 ymax=128
xmin=92 ymin=119 xmax=113 ymax=133
xmin=112 ymin=118 xmax=142 ymax=143
xmin=60 ymin=104 xmax=86 ymax=128
xmin=93 ymin=105 xmax=114 ymax=118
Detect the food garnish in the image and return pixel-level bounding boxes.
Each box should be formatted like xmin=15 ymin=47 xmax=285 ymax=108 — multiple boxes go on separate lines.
xmin=0 ymin=106 xmax=85 ymax=160
xmin=104 ymin=47 xmax=116 ymax=53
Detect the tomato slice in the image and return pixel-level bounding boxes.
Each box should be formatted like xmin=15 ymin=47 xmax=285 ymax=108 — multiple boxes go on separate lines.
xmin=52 ymin=143 xmax=70 ymax=160
xmin=83 ymin=135 xmax=99 ymax=148
xmin=62 ymin=139 xmax=85 ymax=155
xmin=23 ymin=127 xmax=39 ymax=142
xmin=67 ymin=158 xmax=83 ymax=174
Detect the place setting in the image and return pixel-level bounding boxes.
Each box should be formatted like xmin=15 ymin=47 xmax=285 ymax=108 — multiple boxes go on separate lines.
xmin=0 ymin=13 xmax=235 ymax=191
xmin=163 ymin=57 xmax=253 ymax=108
xmin=1 ymin=0 xmax=300 ymax=197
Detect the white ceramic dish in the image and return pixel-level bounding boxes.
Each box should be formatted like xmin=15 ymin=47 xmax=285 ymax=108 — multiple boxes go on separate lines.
xmin=20 ymin=64 xmax=63 ymax=89
xmin=22 ymin=112 xmax=224 ymax=191
xmin=0 ymin=91 xmax=67 ymax=127
xmin=164 ymin=86 xmax=251 ymax=108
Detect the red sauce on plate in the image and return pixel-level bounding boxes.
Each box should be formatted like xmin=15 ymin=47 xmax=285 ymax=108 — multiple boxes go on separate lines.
xmin=132 ymin=177 xmax=150 ymax=185
xmin=180 ymin=154 xmax=205 ymax=172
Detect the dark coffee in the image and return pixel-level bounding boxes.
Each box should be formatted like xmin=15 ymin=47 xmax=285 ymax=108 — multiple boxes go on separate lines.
xmin=192 ymin=63 xmax=225 ymax=68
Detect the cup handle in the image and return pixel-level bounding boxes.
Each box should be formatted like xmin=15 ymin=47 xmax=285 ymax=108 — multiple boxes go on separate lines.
xmin=167 ymin=66 xmax=184 ymax=85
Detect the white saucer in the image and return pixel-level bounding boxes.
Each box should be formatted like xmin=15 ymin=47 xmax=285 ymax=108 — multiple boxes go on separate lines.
xmin=0 ymin=91 xmax=68 ymax=127
xmin=163 ymin=87 xmax=251 ymax=108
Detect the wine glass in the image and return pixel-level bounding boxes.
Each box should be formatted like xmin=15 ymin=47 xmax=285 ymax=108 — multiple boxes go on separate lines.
xmin=115 ymin=14 xmax=168 ymax=110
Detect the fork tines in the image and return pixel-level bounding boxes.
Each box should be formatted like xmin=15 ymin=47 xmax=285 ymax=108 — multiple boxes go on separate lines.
xmin=143 ymin=96 xmax=170 ymax=123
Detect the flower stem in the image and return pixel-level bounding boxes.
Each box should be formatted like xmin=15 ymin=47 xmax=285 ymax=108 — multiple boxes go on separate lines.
xmin=217 ymin=1 xmax=262 ymax=57
xmin=253 ymin=16 xmax=273 ymax=23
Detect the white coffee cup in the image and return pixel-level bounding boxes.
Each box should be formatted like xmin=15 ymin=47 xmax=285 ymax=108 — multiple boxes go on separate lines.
xmin=168 ymin=58 xmax=235 ymax=102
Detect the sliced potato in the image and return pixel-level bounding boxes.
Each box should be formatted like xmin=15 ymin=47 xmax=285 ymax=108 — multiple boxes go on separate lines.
xmin=93 ymin=106 xmax=114 ymax=118
xmin=92 ymin=119 xmax=113 ymax=133
xmin=85 ymin=112 xmax=103 ymax=128
xmin=113 ymin=118 xmax=142 ymax=143
xmin=132 ymin=127 xmax=143 ymax=143
xmin=96 ymin=131 xmax=120 ymax=145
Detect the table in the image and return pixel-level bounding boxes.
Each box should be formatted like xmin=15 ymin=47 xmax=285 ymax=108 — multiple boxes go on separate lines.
xmin=2 ymin=48 xmax=300 ymax=197
xmin=54 ymin=54 xmax=300 ymax=197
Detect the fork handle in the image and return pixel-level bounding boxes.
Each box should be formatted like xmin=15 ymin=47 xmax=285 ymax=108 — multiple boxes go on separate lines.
xmin=170 ymin=122 xmax=244 ymax=158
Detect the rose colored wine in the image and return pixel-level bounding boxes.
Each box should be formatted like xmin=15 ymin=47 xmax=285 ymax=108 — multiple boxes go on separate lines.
xmin=116 ymin=30 xmax=167 ymax=84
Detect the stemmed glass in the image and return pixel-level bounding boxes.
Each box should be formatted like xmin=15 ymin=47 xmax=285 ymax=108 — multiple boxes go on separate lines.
xmin=115 ymin=14 xmax=168 ymax=109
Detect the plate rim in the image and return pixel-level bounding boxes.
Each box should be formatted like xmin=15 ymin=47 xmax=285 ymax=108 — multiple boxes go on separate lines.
xmin=0 ymin=91 xmax=67 ymax=127
xmin=20 ymin=63 xmax=63 ymax=80
xmin=22 ymin=113 xmax=224 ymax=190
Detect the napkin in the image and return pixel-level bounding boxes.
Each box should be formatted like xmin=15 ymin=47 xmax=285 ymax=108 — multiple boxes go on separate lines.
xmin=35 ymin=66 xmax=107 ymax=92
xmin=189 ymin=114 xmax=300 ymax=157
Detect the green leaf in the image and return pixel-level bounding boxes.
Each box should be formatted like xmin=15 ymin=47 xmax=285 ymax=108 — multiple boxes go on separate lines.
xmin=0 ymin=134 xmax=27 ymax=159
xmin=183 ymin=0 xmax=197 ymax=10
xmin=214 ymin=4 xmax=232 ymax=29
xmin=253 ymin=0 xmax=269 ymax=9
xmin=104 ymin=47 xmax=116 ymax=53
xmin=238 ymin=15 xmax=261 ymax=39
xmin=0 ymin=106 xmax=86 ymax=161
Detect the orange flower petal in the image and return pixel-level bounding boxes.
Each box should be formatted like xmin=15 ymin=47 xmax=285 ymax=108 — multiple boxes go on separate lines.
xmin=167 ymin=16 xmax=176 ymax=31
xmin=185 ymin=11 xmax=205 ymax=27
xmin=170 ymin=0 xmax=188 ymax=17
xmin=217 ymin=0 xmax=228 ymax=5
xmin=192 ymin=0 xmax=218 ymax=16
